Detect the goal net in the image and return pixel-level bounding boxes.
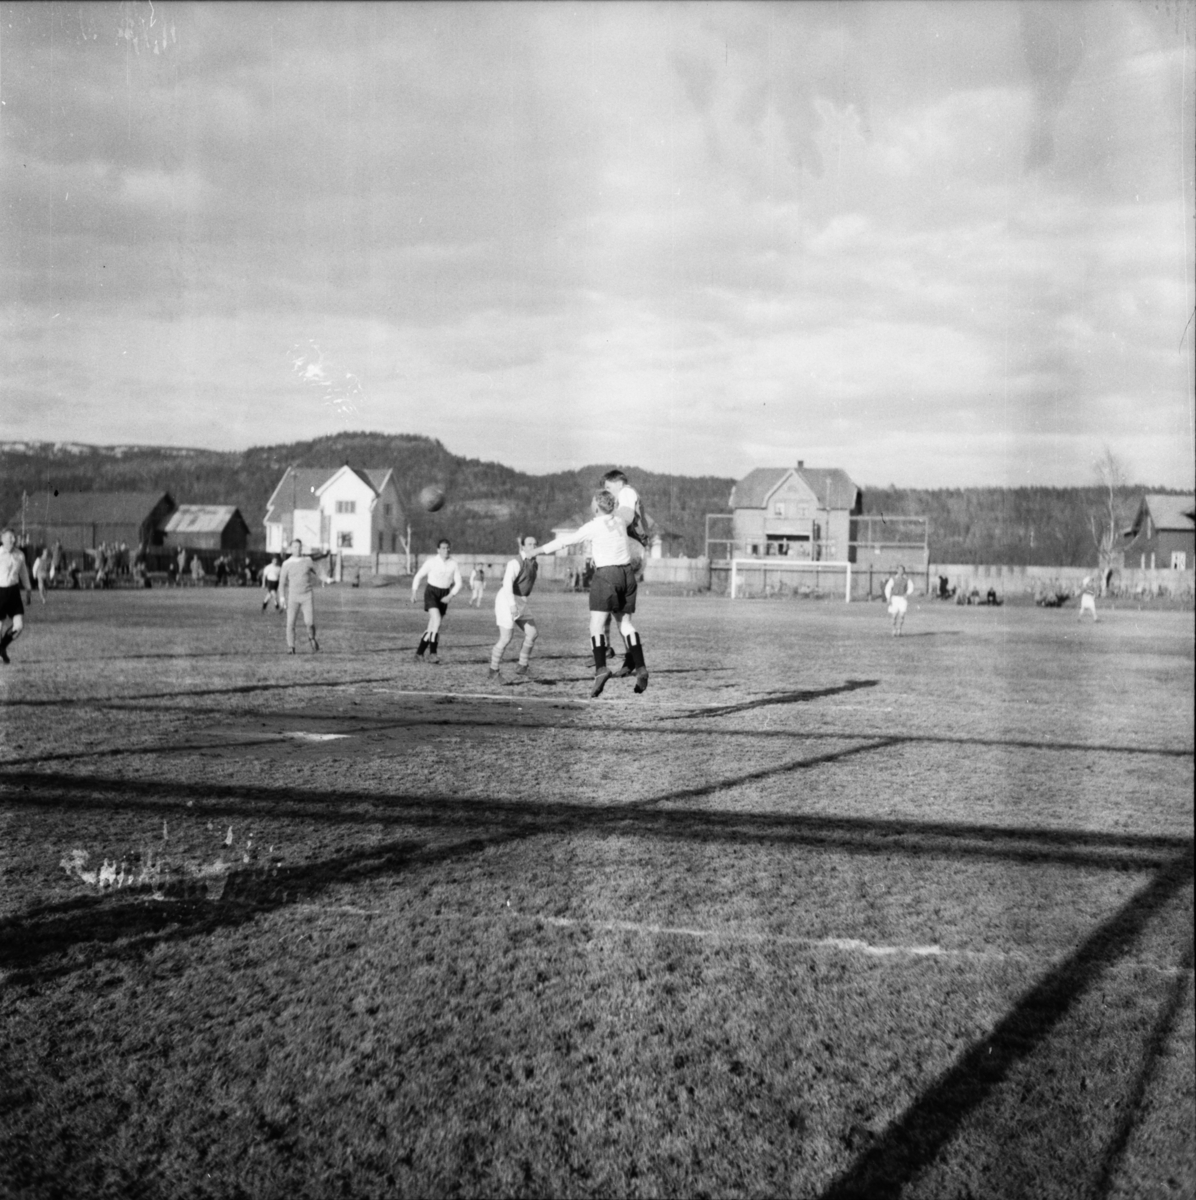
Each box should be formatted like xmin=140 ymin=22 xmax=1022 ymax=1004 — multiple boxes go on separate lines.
xmin=729 ymin=559 xmax=854 ymax=601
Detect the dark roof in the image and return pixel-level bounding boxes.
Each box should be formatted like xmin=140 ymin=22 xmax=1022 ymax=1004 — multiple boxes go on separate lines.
xmin=731 ymin=466 xmax=858 ymax=510
xmin=264 ymin=469 xmax=335 ymax=517
xmin=164 ymin=505 xmax=248 ymax=535
xmin=10 ymin=491 xmax=174 ymax=526
xmin=1141 ymin=493 xmax=1196 ymax=532
xmin=264 ymin=466 xmax=396 ymax=520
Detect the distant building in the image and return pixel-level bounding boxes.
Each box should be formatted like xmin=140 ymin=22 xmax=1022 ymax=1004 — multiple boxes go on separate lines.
xmin=263 ymin=465 xmax=405 ymax=556
xmin=8 ymin=491 xmax=176 ymax=552
xmin=728 ymin=462 xmax=862 ymax=561
xmin=163 ymin=505 xmax=251 ymax=553
xmin=1120 ymin=494 xmax=1195 ymax=571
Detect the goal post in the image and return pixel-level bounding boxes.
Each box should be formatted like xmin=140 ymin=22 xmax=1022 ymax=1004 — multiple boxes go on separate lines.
xmin=729 ymin=558 xmax=853 ymax=602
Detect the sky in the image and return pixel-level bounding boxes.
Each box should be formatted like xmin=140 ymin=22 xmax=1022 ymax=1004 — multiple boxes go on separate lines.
xmin=1 ymin=1 xmax=1194 ymax=487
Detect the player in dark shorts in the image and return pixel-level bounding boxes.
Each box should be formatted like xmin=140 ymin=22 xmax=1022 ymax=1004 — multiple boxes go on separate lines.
xmin=410 ymin=539 xmax=463 ymax=663
xmin=0 ymin=528 xmax=34 ymax=665
xmin=533 ymin=491 xmax=649 ymax=697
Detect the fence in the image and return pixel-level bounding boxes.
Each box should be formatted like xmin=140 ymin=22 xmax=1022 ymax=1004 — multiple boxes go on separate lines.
xmin=930 ymin=563 xmax=1195 ymax=602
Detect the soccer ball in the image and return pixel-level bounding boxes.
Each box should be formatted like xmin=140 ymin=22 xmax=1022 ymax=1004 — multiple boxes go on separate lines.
xmin=419 ymin=485 xmax=446 ymax=513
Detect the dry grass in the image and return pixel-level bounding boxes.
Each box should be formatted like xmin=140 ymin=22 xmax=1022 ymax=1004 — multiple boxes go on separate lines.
xmin=1 ymin=587 xmax=1192 ymax=1198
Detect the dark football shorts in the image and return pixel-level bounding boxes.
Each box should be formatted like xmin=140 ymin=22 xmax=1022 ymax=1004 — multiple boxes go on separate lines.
xmin=589 ymin=564 xmax=637 ymax=614
xmin=424 ymin=584 xmax=452 ymax=615
xmin=265 ymin=580 xmax=279 ymax=592
xmin=0 ymin=585 xmax=25 ymax=620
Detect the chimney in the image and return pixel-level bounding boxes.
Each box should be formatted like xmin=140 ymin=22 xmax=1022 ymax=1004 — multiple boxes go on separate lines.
xmin=796 ymin=460 xmax=804 ymax=469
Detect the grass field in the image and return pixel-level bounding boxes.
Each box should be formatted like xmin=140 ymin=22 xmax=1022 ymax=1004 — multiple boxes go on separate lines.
xmin=1 ymin=584 xmax=1192 ymax=1199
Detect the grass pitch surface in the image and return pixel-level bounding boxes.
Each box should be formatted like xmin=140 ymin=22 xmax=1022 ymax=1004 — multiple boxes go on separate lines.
xmin=1 ymin=586 xmax=1192 ymax=1199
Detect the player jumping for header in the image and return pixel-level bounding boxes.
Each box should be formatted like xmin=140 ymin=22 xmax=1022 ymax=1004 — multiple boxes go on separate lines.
xmin=534 ymin=490 xmax=648 ymax=697
xmin=489 ymin=535 xmax=540 ymax=682
xmin=411 ymin=538 xmax=463 ymax=664
xmin=884 ymin=565 xmax=914 ymax=636
xmin=0 ymin=528 xmax=33 ymax=665
xmin=599 ymin=469 xmax=649 ymax=675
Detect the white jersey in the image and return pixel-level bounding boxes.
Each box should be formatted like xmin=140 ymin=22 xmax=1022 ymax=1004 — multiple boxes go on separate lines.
xmin=263 ymin=562 xmax=282 ymax=583
xmin=413 ymin=555 xmax=463 ymax=592
xmin=537 ymin=514 xmax=631 ymax=568
xmin=612 ymin=483 xmax=648 ymax=548
xmin=0 ymin=547 xmax=32 ymax=590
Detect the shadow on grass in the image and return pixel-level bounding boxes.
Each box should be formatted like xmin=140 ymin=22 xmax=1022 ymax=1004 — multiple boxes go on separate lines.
xmin=818 ymin=846 xmax=1195 ymax=1200
xmin=675 ymin=678 xmax=879 ymax=718
xmin=2 ymin=751 xmax=1191 ymax=985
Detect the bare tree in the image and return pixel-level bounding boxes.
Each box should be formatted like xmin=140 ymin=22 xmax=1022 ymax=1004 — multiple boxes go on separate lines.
xmin=1090 ymin=448 xmax=1131 ymax=594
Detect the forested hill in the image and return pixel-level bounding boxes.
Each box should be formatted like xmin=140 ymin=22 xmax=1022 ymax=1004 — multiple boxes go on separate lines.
xmin=0 ymin=434 xmax=1172 ymax=564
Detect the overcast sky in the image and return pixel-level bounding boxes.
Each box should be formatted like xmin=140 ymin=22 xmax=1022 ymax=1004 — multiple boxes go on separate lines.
xmin=2 ymin=1 xmax=1193 ymax=486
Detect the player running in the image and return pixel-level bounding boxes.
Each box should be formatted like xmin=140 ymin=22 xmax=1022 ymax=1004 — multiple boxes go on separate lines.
xmin=489 ymin=536 xmax=540 ymax=682
xmin=533 ymin=491 xmax=648 ymax=697
xmin=261 ymin=555 xmax=282 ymax=612
xmin=411 ymin=538 xmax=463 ymax=664
xmin=468 ymin=564 xmax=486 ymax=607
xmin=278 ymin=540 xmax=326 ymax=654
xmin=1077 ymin=576 xmax=1099 ymax=622
xmin=0 ymin=528 xmax=34 ymax=665
xmin=884 ymin=565 xmax=914 ymax=636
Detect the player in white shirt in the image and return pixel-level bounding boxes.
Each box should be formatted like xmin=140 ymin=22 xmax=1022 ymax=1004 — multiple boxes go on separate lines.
xmin=600 ymin=469 xmax=649 ymax=675
xmin=489 ymin=536 xmax=540 ymax=681
xmin=260 ymin=555 xmax=282 ymax=612
xmin=411 ymin=538 xmax=463 ymax=663
xmin=0 ymin=528 xmax=34 ymax=664
xmin=534 ymin=491 xmax=649 ymax=697
xmin=884 ymin=565 xmax=914 ymax=636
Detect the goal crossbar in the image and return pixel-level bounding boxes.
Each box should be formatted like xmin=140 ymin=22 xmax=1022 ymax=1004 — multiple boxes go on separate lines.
xmin=729 ymin=558 xmax=853 ymax=602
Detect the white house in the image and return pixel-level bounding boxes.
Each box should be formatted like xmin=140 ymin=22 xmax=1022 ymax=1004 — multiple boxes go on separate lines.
xmin=263 ymin=466 xmax=406 ymax=557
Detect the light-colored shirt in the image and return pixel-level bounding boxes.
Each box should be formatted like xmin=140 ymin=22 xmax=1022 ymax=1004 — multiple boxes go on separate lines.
xmin=413 ymin=555 xmax=463 ymax=593
xmin=538 ymin=514 xmax=631 ymax=568
xmin=263 ymin=562 xmax=282 ymax=583
xmin=0 ymin=547 xmax=32 ymax=590
xmin=279 ymin=555 xmax=319 ymax=601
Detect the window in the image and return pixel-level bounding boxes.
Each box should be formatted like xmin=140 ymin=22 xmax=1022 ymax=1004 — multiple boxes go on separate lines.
xmin=798 ymin=504 xmax=809 ymax=518
xmin=773 ymin=502 xmax=785 ymax=517
xmin=337 ymin=532 xmax=354 ymax=549
xmin=335 ymin=500 xmax=356 ymax=514
xmin=383 ymin=503 xmax=393 ymax=517
xmin=1172 ymin=552 xmax=1187 ymax=571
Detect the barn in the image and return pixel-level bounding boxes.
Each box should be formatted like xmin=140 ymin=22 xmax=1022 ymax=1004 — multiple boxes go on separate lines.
xmin=1121 ymin=494 xmax=1196 ymax=572
xmin=8 ymin=491 xmax=176 ymax=553
xmin=163 ymin=505 xmax=251 ymax=553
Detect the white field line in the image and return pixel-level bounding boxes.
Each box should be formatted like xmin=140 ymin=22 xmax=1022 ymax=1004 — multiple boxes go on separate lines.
xmin=286 ymin=905 xmax=1194 ymax=979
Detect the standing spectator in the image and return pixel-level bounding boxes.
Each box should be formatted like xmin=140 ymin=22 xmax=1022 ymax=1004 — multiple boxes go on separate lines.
xmin=50 ymin=541 xmax=63 ymax=588
xmin=177 ymin=546 xmax=188 ymax=584
xmin=215 ymin=555 xmax=228 ymax=586
xmin=468 ymin=563 xmax=486 ymax=607
xmin=166 ymin=557 xmax=179 ymax=587
xmin=191 ymin=554 xmax=206 ymax=586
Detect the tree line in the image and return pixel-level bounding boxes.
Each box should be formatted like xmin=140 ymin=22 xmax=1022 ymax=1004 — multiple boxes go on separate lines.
xmin=0 ymin=434 xmax=1176 ymax=565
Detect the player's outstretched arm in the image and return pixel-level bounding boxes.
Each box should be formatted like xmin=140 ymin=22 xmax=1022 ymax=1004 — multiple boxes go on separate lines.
xmin=448 ymin=564 xmax=463 ymax=599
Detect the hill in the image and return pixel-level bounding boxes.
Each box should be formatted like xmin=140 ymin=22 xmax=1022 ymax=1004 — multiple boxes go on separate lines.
xmin=0 ymin=435 xmax=1176 ymax=564
xmin=0 ymin=434 xmax=734 ymax=558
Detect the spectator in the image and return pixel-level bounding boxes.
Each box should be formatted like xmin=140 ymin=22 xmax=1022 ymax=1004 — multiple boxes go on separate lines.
xmin=191 ymin=554 xmax=206 ymax=586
